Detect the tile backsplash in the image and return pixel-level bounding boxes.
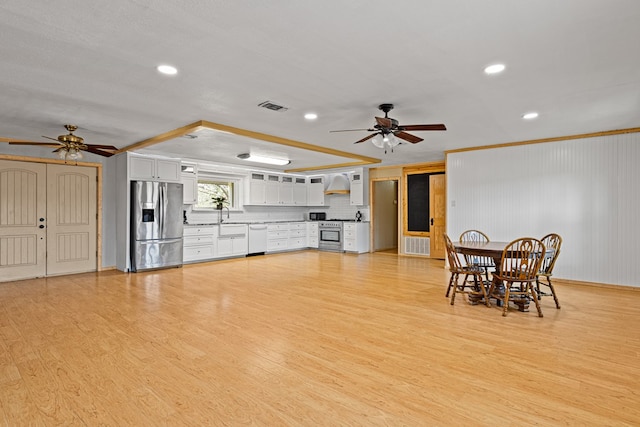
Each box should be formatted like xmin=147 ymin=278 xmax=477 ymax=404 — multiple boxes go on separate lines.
xmin=185 ymin=194 xmax=369 ymax=224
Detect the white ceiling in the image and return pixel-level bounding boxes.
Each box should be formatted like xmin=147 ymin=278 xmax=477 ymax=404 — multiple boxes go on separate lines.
xmin=1 ymin=1 xmax=639 ymax=171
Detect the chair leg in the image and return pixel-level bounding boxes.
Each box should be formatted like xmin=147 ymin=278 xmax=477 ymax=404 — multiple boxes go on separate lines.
xmin=502 ymin=287 xmax=510 ymax=317
xmin=486 ymin=279 xmax=495 ymax=308
xmin=478 ymin=274 xmax=490 ymax=307
xmin=450 ymin=274 xmax=458 ymax=305
xmin=547 ymin=278 xmax=561 ymax=309
xmin=446 ymin=273 xmax=455 ymax=297
xmin=528 ymin=284 xmax=544 ymax=317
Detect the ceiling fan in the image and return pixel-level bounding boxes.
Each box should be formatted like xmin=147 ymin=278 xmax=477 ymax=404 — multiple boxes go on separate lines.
xmin=5 ymin=124 xmax=118 ymax=159
xmin=330 ymin=104 xmax=446 ymax=153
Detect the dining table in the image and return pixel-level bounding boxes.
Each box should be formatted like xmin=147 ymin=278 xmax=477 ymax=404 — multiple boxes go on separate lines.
xmin=453 ymin=240 xmax=533 ymax=311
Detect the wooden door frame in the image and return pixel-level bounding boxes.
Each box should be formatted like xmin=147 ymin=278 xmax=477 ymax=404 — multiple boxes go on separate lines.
xmin=0 ymin=154 xmax=103 ymax=272
xmin=402 ymin=162 xmax=446 ymax=238
xmin=369 ymin=177 xmax=401 ymax=253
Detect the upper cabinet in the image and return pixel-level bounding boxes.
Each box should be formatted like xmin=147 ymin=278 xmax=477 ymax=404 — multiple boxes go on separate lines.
xmin=307 ymin=176 xmax=325 ymax=206
xmin=293 ymin=177 xmax=307 ymax=205
xmin=246 ymin=172 xmax=312 ymax=206
xmin=129 ymin=155 xmax=181 ymax=182
xmin=247 ymin=172 xmax=267 ymax=205
xmin=181 ymin=162 xmax=198 ymax=205
xmin=265 ymin=174 xmax=280 ymax=205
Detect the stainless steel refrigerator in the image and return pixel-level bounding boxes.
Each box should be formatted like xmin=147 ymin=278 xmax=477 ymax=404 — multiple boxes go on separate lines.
xmin=130 ymin=181 xmax=184 ymax=272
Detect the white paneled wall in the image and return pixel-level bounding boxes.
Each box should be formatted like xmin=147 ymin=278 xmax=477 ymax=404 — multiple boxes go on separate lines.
xmin=447 ymin=132 xmax=640 ymax=287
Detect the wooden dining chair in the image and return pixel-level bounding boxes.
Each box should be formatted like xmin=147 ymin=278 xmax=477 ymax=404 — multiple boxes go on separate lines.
xmin=459 ymin=229 xmax=494 ymax=283
xmin=487 ymin=237 xmax=545 ymax=317
xmin=536 ymin=233 xmax=563 ymax=309
xmin=444 ymin=233 xmax=489 ymax=306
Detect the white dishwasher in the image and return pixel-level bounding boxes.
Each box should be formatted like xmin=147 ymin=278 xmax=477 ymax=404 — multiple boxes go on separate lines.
xmin=248 ymin=223 xmax=268 ymax=255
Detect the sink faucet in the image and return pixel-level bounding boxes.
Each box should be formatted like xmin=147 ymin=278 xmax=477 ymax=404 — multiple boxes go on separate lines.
xmin=218 ymin=207 xmax=230 ymax=223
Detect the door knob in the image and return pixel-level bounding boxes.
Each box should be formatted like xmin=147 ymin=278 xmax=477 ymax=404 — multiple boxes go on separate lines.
xmin=40 ymin=218 xmax=45 ymax=222
xmin=39 ymin=225 xmax=45 ymax=229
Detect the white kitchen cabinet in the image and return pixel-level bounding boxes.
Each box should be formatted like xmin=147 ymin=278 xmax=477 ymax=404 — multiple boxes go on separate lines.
xmin=279 ymin=176 xmax=294 ymax=205
xmin=246 ymin=173 xmax=309 ymax=206
xmin=181 ymin=174 xmax=198 ymax=204
xmin=293 ymin=177 xmax=307 ymax=205
xmin=343 ymin=222 xmax=369 ymax=253
xmin=288 ymin=222 xmax=307 ymax=249
xmin=183 ymin=225 xmax=216 ymax=262
xmin=267 ymin=223 xmax=289 ymax=252
xmin=350 ymin=171 xmax=364 ymax=206
xmin=216 ymin=224 xmax=248 ymax=257
xmin=307 ymin=176 xmax=325 ymax=206
xmin=265 ymin=174 xmax=280 ymax=205
xmin=247 ymin=172 xmax=267 ymax=204
xmin=217 ymin=235 xmax=247 ymax=257
xmin=307 ymin=222 xmax=318 ymax=248
xmin=129 ymin=155 xmax=181 ymax=182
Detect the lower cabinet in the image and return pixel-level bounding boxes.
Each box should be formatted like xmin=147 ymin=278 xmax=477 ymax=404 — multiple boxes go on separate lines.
xmin=184 ymin=221 xmax=368 ymax=265
xmin=307 ymin=222 xmax=319 ymax=248
xmin=183 ymin=226 xmax=216 ymax=263
xmin=217 ymin=235 xmax=248 ymax=257
xmin=267 ymin=223 xmax=289 ymax=252
xmin=343 ymin=222 xmax=370 ymax=253
xmin=288 ymin=222 xmax=307 ymax=249
xmin=267 ymin=222 xmax=309 ymax=252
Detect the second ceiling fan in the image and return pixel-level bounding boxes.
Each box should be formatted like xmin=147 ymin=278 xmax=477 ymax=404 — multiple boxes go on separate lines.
xmin=331 ymin=104 xmax=446 ymax=153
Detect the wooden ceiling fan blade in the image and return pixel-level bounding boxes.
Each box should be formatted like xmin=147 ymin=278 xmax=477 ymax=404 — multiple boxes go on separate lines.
xmin=86 ymin=143 xmax=118 ymax=150
xmin=329 ymin=128 xmax=374 ymax=133
xmin=84 ymin=147 xmax=116 ymax=157
xmin=394 ymin=131 xmax=423 ymax=144
xmin=401 ymin=124 xmax=447 ymax=131
xmin=8 ymin=141 xmax=62 ymax=147
xmin=375 ymin=116 xmax=393 ymax=128
xmin=354 ymin=133 xmax=377 ymax=144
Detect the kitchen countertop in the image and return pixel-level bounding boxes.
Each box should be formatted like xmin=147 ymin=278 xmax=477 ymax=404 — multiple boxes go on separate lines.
xmin=184 ymin=220 xmax=303 ymax=226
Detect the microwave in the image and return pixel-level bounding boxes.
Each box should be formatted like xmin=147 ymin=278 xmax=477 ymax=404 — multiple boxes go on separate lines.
xmin=309 ymin=212 xmax=326 ymax=221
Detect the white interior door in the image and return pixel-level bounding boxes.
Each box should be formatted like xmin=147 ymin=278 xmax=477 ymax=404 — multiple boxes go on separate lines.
xmin=46 ymin=164 xmax=97 ymax=276
xmin=0 ymin=160 xmax=47 ymax=281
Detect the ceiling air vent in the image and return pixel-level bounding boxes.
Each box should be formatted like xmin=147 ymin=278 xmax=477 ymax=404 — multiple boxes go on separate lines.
xmin=258 ymin=101 xmax=289 ymax=112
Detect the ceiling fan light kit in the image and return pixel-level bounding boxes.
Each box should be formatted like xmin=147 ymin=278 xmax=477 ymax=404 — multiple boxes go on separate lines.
xmin=371 ymin=133 xmax=400 ymax=154
xmin=330 ymin=103 xmax=446 ymax=153
xmin=57 ymin=147 xmax=83 ymax=160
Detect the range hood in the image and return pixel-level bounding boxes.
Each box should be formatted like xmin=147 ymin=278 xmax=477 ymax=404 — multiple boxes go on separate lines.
xmin=324 ymin=173 xmax=350 ymax=195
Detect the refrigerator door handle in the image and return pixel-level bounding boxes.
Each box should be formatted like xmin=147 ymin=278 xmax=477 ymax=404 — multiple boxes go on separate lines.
xmin=159 ymin=183 xmax=165 ymax=237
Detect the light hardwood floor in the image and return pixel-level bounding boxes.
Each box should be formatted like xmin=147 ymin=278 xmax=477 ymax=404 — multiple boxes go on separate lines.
xmin=1 ymin=251 xmax=639 ymax=426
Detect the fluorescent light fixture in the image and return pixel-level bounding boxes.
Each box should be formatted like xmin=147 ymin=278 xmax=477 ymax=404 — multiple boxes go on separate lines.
xmin=522 ymin=112 xmax=539 ymax=120
xmin=484 ymin=63 xmax=506 ymax=74
xmin=237 ymin=153 xmax=290 ymax=166
xmin=157 ymin=64 xmax=178 ymax=75
xmin=304 ymin=113 xmax=318 ymax=120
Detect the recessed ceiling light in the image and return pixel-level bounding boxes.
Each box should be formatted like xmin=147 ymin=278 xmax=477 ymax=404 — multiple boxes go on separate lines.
xmin=484 ymin=63 xmax=506 ymax=74
xmin=157 ymin=65 xmax=178 ymax=75
xmin=237 ymin=153 xmax=291 ymax=166
xmin=522 ymin=112 xmax=539 ymax=120
xmin=304 ymin=113 xmax=318 ymax=120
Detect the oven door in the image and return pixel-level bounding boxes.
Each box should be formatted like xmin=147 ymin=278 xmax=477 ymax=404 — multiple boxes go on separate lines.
xmin=319 ymin=228 xmax=342 ymax=251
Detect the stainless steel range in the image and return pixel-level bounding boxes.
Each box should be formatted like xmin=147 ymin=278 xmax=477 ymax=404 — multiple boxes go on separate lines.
xmin=318 ymin=220 xmax=344 ymax=252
